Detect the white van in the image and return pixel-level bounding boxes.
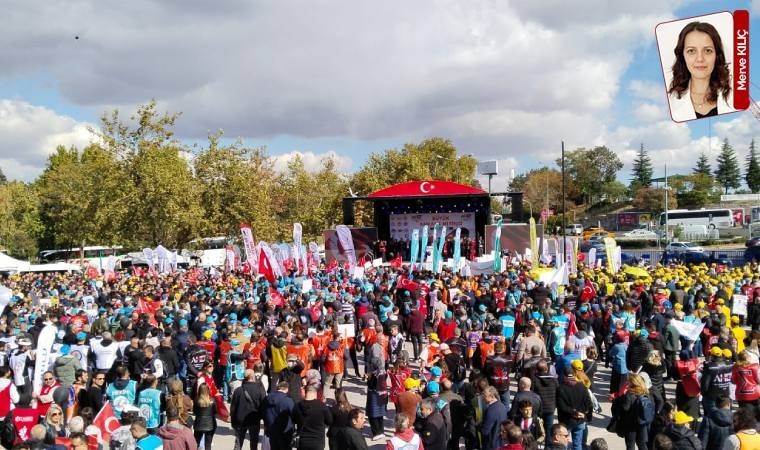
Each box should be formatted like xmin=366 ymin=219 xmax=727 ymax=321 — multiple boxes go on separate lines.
xmin=565 ymin=224 xmax=583 ymax=236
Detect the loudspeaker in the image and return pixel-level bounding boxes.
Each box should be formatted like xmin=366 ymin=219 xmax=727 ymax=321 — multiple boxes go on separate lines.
xmin=510 ymin=193 xmax=523 ymax=222
xmin=342 ymin=198 xmax=355 ymax=225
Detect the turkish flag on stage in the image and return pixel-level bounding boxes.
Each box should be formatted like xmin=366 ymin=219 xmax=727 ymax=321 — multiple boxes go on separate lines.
xmin=397 ymin=275 xmax=419 ymax=292
xmin=258 ymin=248 xmax=275 ymax=283
xmin=137 ymin=299 xmax=160 ymax=326
xmin=93 ymin=401 xmax=120 ymax=442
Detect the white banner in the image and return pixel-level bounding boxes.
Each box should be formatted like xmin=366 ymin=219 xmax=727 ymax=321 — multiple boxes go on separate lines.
xmin=389 ymin=212 xmax=476 ymax=241
xmin=671 ymin=319 xmax=705 ymax=342
xmin=0 ymin=286 xmax=12 ymax=318
xmin=336 ymin=225 xmax=357 ymax=269
xmin=33 ymin=325 xmax=57 ymax=395
xmin=293 ymin=223 xmax=303 ymax=274
xmin=240 ymin=223 xmax=257 ymax=269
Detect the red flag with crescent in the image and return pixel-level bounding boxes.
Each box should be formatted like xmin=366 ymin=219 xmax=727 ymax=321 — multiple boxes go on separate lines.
xmin=390 ymin=254 xmax=402 ymax=269
xmin=397 ymin=275 xmax=419 ymax=292
xmin=93 ymin=401 xmax=120 ymax=442
xmin=269 ymin=287 xmax=285 ymax=307
xmin=137 ymin=299 xmax=160 ymax=326
xmin=258 ymin=248 xmax=275 ymax=283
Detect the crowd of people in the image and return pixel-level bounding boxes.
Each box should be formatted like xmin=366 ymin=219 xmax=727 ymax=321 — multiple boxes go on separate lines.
xmin=0 ymin=256 xmax=758 ymax=450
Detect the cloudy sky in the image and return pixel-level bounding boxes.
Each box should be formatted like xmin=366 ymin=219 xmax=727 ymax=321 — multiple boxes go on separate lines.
xmin=1 ymin=0 xmax=759 ymax=191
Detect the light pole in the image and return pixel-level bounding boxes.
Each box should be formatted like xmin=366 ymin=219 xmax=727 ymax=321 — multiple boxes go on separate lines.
xmin=561 ymin=141 xmax=566 ymax=265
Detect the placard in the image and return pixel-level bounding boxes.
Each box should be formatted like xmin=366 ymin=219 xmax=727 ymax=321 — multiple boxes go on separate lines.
xmin=302 ymin=279 xmax=313 ymax=293
xmin=733 ymin=294 xmax=748 ymax=316
xmin=337 ymin=323 xmax=355 ymax=338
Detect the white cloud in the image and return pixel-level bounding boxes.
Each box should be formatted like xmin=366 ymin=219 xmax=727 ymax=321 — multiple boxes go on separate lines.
xmin=633 ymin=103 xmax=666 ymax=123
xmin=0 ymin=99 xmax=96 ymax=180
xmin=0 ymin=1 xmax=683 ymax=166
xmin=271 ymin=150 xmax=352 ymax=174
xmin=628 ymin=80 xmax=666 ymax=102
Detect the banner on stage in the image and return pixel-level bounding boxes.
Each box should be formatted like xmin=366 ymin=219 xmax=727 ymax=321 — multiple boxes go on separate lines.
xmin=389 ymin=212 xmax=475 ymax=241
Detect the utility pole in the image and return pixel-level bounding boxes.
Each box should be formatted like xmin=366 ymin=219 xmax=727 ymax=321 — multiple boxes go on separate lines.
xmin=562 ymin=141 xmax=566 ymax=265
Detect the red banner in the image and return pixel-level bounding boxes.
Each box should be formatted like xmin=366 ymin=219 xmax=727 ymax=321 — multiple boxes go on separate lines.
xmin=734 ymin=10 xmax=750 ymax=110
xmin=137 ymin=299 xmax=160 ymax=326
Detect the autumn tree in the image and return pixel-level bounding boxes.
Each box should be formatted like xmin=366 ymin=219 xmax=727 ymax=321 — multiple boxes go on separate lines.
xmin=560 ymin=146 xmax=623 ymax=205
xmin=632 ymin=187 xmax=677 ymax=214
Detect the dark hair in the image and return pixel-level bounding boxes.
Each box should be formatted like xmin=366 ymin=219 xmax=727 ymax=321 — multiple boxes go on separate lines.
xmin=733 ymin=406 xmax=757 ymax=431
xmin=75 ymin=369 xmax=87 ymax=381
xmin=69 ymin=433 xmax=87 ymax=445
xmin=551 ymin=423 xmax=567 ymax=438
xmin=589 ymin=438 xmax=609 ymax=450
xmin=166 ymin=404 xmax=180 ymax=421
xmin=79 ymin=407 xmax=95 ymax=427
xmin=653 ymin=433 xmax=674 ymax=450
xmin=717 ymin=395 xmax=731 ymax=408
xmin=505 ymin=423 xmax=522 ymax=444
xmin=668 ymin=21 xmax=731 ymax=103
xmin=0 ymin=366 xmax=10 ymax=378
xmin=349 ymin=408 xmax=364 ymax=423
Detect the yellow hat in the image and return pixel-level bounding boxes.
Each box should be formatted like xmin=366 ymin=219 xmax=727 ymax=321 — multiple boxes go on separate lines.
xmin=673 ymin=411 xmax=694 ymax=425
xmin=202 ymin=329 xmax=214 ymax=340
xmin=571 ymin=360 xmax=583 ymax=370
xmin=404 ymin=377 xmax=421 ymax=390
xmin=674 ymin=304 xmax=683 ymax=310
xmin=710 ymin=346 xmax=723 ymax=357
xmin=429 ymin=333 xmax=439 ymax=342
xmin=731 ymin=316 xmax=740 ymax=324
xmin=697 ymin=301 xmax=706 ymax=309
xmin=717 ymin=299 xmax=725 ymax=305
xmin=723 ymin=349 xmax=733 ymax=359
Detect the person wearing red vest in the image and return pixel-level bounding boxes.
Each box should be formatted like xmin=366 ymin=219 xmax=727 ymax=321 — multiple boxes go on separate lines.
xmin=287 ymin=337 xmax=314 ymax=375
xmin=732 ymin=351 xmax=760 ymax=408
xmin=195 ymin=361 xmax=220 ymax=398
xmin=0 ymin=367 xmax=19 ymax=418
xmin=675 ymin=351 xmax=701 ymax=421
xmin=244 ymin=334 xmax=267 ymax=370
xmin=9 ymin=393 xmax=37 ymax=445
xmin=199 ymin=330 xmax=217 ymax=360
xmin=35 ymin=371 xmax=61 ymax=418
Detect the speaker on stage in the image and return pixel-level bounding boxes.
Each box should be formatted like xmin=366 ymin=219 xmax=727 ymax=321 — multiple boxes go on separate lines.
xmin=510 ymin=193 xmax=523 ymax=222
xmin=342 ymin=198 xmax=355 ymax=225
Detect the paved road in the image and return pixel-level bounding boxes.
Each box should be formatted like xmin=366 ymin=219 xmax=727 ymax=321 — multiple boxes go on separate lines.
xmin=209 ymin=344 xmax=670 ymax=450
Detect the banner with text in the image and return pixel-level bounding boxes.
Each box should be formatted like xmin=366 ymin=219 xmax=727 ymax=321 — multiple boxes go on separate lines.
xmin=389 ymin=212 xmax=475 ymax=241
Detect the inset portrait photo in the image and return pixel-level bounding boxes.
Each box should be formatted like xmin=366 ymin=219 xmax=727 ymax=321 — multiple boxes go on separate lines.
xmin=655 ymin=11 xmax=749 ymax=123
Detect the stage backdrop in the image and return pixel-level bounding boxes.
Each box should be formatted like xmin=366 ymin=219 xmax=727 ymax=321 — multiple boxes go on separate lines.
xmin=323 ymin=227 xmax=378 ymax=264
xmin=389 ymin=212 xmax=475 ymax=241
xmin=484 ymin=223 xmax=542 ymax=254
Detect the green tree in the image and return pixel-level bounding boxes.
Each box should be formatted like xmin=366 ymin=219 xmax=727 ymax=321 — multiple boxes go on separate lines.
xmin=669 ymin=173 xmax=720 ymax=209
xmin=559 ymin=146 xmax=623 ymax=205
xmin=350 ymin=137 xmax=477 ymax=225
xmin=746 ymin=139 xmax=760 ymax=193
xmin=714 ymin=138 xmax=741 ymax=194
xmin=632 ymin=187 xmax=677 ymax=213
xmin=601 ymin=180 xmax=629 ymax=203
xmin=194 ymin=133 xmax=280 ymax=241
xmin=693 ymin=152 xmax=712 ymax=176
xmin=0 ymin=182 xmax=43 ymax=258
xmin=630 ymin=142 xmax=653 ymax=191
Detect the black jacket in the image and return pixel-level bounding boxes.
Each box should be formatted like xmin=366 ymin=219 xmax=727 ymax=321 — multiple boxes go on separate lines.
xmin=626 ymin=337 xmax=653 ymax=373
xmin=697 ymin=408 xmax=733 ymax=450
xmin=556 ymin=378 xmax=592 ymax=429
xmin=420 ymin=410 xmax=448 ymax=450
xmin=193 ymin=402 xmax=217 ymax=433
xmin=157 ymin=346 xmax=180 ymax=378
xmin=339 ymin=426 xmax=368 ymax=450
xmin=666 ymin=423 xmax=701 ymax=450
xmin=293 ymin=398 xmax=333 ymax=450
xmin=230 ymin=380 xmax=267 ymax=427
xmin=531 ymin=374 xmax=558 ymax=415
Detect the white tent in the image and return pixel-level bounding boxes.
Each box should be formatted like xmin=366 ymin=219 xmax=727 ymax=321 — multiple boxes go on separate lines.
xmin=22 ymin=262 xmax=81 ymax=273
xmin=0 ymin=252 xmax=30 ymax=272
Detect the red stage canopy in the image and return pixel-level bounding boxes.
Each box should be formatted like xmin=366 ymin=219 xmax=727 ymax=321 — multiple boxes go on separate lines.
xmin=367 ymin=180 xmax=486 ymax=198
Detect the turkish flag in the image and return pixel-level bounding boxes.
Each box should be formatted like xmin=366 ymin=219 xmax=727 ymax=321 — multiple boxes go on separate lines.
xmin=258 ymin=248 xmax=275 ymax=283
xmin=327 ymin=259 xmax=338 ymax=273
xmin=93 ymin=401 xmax=120 ymax=442
xmin=137 ymin=299 xmax=160 ymax=326
xmin=85 ymin=265 xmax=99 ymax=279
xmin=390 ymin=255 xmax=402 ymax=269
xmin=269 ymin=287 xmax=285 ymax=307
xmin=397 ymin=275 xmax=419 ymax=292
xmin=215 ymin=396 xmax=230 ymax=422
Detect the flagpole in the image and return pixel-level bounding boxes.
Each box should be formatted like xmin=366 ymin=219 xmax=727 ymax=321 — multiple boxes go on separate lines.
xmin=561 ymin=140 xmax=567 ymax=265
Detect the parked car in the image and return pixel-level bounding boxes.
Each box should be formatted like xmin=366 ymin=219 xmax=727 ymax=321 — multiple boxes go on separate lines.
xmin=665 ymin=241 xmax=704 ymax=253
xmin=565 ymin=224 xmax=583 ymax=236
xmin=582 ymin=227 xmax=609 ymax=240
xmin=588 ymin=231 xmax=616 ymax=243
xmin=746 ymin=237 xmax=760 ymax=247
xmin=620 ymin=229 xmax=658 ymax=239
xmin=663 ymin=250 xmax=730 ymax=266
xmin=745 ymin=246 xmax=760 ymax=263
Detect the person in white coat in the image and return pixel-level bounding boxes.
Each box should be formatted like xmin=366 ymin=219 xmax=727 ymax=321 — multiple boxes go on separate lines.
xmin=667 ymin=20 xmax=735 ymax=122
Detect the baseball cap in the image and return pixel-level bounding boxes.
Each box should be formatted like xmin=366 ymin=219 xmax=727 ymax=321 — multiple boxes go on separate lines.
xmin=673 ymin=411 xmax=694 ymax=425
xmin=429 ymin=333 xmax=439 ymax=342
xmin=179 ymin=319 xmax=188 ymax=327
xmin=427 ymin=381 xmax=440 ymax=394
xmin=710 ymin=346 xmax=723 ymax=357
xmin=231 ymin=339 xmax=240 ymax=346
xmin=731 ymin=316 xmax=740 ymax=324
xmin=404 ymin=377 xmax=421 ymax=390
xmin=60 ymin=345 xmax=71 ymax=355
xmin=76 ymin=332 xmax=87 ymax=341
xmin=430 ymin=366 xmax=442 ymax=377
xmin=202 ymin=330 xmax=214 ymax=339
xmin=439 ymin=343 xmax=450 ymax=352
xmin=571 ymin=360 xmax=583 ymax=370
xmin=722 ymin=349 xmax=733 ymax=359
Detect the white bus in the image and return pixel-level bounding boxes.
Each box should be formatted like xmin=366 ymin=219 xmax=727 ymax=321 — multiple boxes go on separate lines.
xmin=39 ymin=246 xmax=127 ymax=269
xmin=750 ymin=206 xmax=760 ymax=223
xmin=186 ymin=237 xmax=230 ymax=267
xmin=659 ymin=208 xmax=734 ymax=230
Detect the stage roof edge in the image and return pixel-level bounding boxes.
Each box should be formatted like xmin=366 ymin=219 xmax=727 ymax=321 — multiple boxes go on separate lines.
xmin=367 ymin=180 xmax=487 ymax=199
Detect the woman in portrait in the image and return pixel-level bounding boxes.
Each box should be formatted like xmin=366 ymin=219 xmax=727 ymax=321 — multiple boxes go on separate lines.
xmin=667 ymin=21 xmax=733 ymax=121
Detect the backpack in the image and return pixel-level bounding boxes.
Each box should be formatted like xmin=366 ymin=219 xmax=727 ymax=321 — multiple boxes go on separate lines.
xmin=638 ymin=394 xmax=655 ymax=425
xmin=449 ymin=354 xmax=466 ymax=382
xmin=0 ymin=412 xmax=14 ymax=449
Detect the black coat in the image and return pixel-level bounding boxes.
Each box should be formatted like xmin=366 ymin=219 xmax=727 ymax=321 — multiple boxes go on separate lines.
xmin=420 ymin=410 xmax=448 ymax=450
xmin=531 ymin=374 xmax=558 ymax=415
xmin=229 ymin=380 xmax=267 ymax=427
xmin=193 ymin=402 xmax=217 ymax=433
xmin=626 ymin=337 xmax=653 ymax=373
xmin=293 ymin=398 xmax=333 ymax=450
xmin=339 ymin=426 xmax=368 ymax=450
xmin=556 ymin=379 xmax=592 ymax=429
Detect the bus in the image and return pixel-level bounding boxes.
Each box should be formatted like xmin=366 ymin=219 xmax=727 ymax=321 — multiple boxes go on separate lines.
xmin=750 ymin=206 xmax=760 ymax=223
xmin=186 ymin=237 xmax=230 ymax=267
xmin=39 ymin=246 xmax=127 ymax=269
xmin=658 ymin=208 xmax=734 ymax=230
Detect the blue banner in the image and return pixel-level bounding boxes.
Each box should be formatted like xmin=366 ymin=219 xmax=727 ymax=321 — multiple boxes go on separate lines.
xmin=493 ymin=218 xmax=503 ymax=272
xmin=409 ymin=228 xmax=420 ymax=271
xmin=420 ymin=225 xmax=429 ymax=267
xmin=453 ymin=228 xmax=461 ymax=273
xmin=435 ymin=226 xmax=447 ymax=274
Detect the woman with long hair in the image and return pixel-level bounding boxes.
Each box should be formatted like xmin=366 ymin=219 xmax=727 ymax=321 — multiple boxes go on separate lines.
xmin=44 ymin=404 xmax=66 ymax=444
xmin=166 ymin=377 xmax=194 ymax=428
xmin=193 ymin=383 xmax=217 ymax=449
xmin=642 ymin=350 xmax=667 ymax=414
xmin=613 ymin=373 xmax=654 ymax=450
xmin=327 ymin=388 xmax=352 ymax=450
xmin=667 ymin=21 xmax=733 ymax=121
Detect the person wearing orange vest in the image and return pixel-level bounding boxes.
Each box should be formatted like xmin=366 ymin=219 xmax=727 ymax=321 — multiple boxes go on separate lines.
xmin=309 ymin=325 xmax=332 ymax=379
xmin=287 ymin=335 xmax=314 ymax=375
xmin=475 ymin=334 xmax=496 ymax=371
xmin=375 ymin=324 xmax=390 ymax=364
xmin=718 ymin=405 xmax=760 ymax=450
xmin=244 ymin=334 xmax=268 ymax=370
xmin=324 ymin=335 xmax=345 ymax=397
xmin=420 ymin=333 xmax=441 ymax=369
